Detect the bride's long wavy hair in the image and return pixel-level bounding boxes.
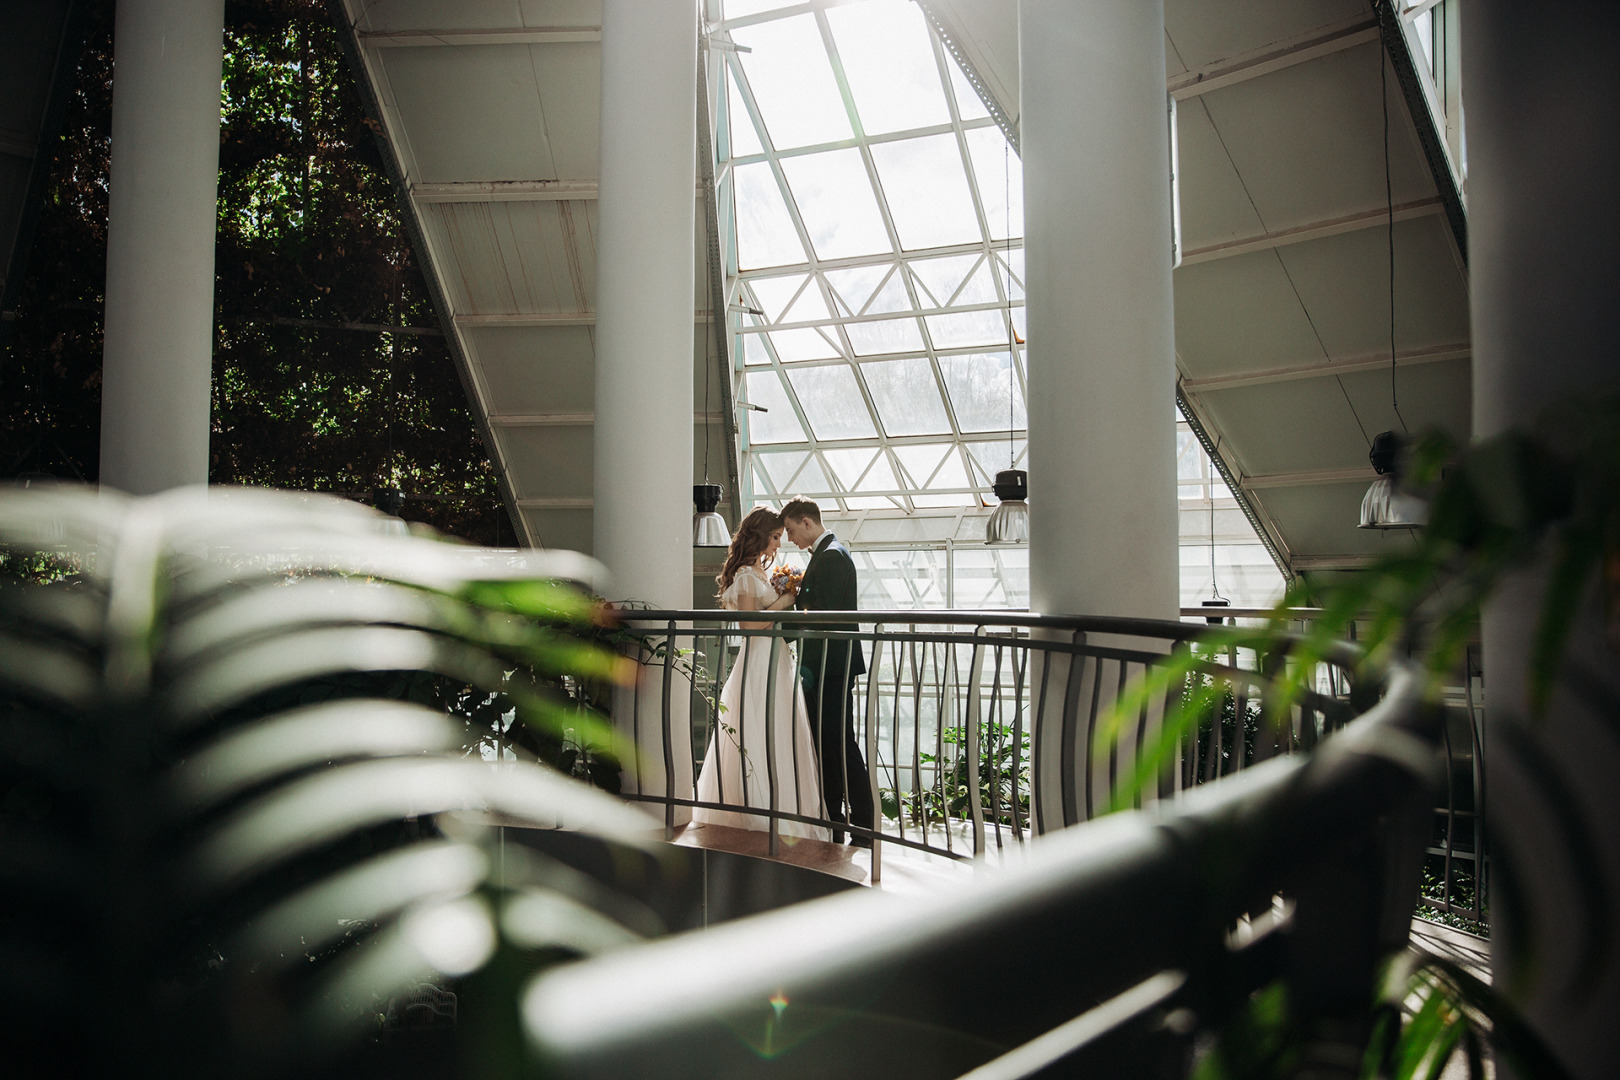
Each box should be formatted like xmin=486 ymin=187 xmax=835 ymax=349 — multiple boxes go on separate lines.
xmin=716 ymin=506 xmax=783 ymax=595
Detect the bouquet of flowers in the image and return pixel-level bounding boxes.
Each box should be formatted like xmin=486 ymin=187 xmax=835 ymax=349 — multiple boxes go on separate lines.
xmin=769 ymin=562 xmax=803 ymax=596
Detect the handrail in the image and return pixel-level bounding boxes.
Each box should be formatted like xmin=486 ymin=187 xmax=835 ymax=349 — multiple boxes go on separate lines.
xmin=601 ymin=608 xmax=1371 ymax=866
xmin=527 ymin=666 xmax=1440 ymax=1079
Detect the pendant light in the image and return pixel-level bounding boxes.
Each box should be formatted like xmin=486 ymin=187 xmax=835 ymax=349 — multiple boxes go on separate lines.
xmin=986 ymin=142 xmax=1028 ymax=546
xmin=694 ymin=284 xmax=732 ymax=547
xmin=1359 ymin=432 xmax=1426 ymax=529
xmin=693 ymin=483 xmax=731 ymax=546
xmin=1359 ymin=19 xmax=1425 ymax=531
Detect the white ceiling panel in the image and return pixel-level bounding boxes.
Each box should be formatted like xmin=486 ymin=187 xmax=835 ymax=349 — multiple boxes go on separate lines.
xmin=1198 ymin=378 xmax=1376 ymax=476
xmin=1250 ymin=482 xmax=1422 ymax=561
xmin=1173 ymin=251 xmax=1328 ymax=379
xmin=1163 ymin=0 xmax=1368 ymax=71
xmin=423 ymin=201 xmax=597 ymax=314
xmin=521 ymin=508 xmax=595 ymax=555
xmin=1195 ymin=43 xmax=1434 ymax=231
xmin=501 ymin=426 xmax=594 ymax=498
xmin=1174 ymin=97 xmax=1268 ymax=250
xmin=470 ymin=326 xmax=595 ymax=415
xmin=380 ymin=47 xmax=572 ymax=184
xmin=1333 ymin=355 xmax=1472 ymax=443
xmin=355 ymin=1 xmax=600 ymax=33
xmin=1275 ymin=216 xmax=1469 ymax=357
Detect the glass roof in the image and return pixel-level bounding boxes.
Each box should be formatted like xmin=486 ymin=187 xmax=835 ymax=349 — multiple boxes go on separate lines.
xmin=712 ymin=0 xmax=1284 ymax=613
xmin=715 ymin=0 xmax=1025 ymax=517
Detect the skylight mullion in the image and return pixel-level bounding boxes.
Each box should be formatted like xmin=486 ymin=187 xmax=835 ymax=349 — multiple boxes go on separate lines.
xmin=933 ymin=26 xmax=1004 ymax=285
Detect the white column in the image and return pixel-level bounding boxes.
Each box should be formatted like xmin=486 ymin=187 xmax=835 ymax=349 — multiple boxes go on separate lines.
xmin=99 ymin=0 xmax=225 ymax=494
xmin=1467 ymin=5 xmax=1620 ymax=1075
xmin=1021 ymin=0 xmax=1178 ymax=623
xmin=594 ymin=0 xmax=698 ymax=816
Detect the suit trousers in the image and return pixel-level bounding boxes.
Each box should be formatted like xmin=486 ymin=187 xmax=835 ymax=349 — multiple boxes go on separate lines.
xmin=800 ymin=644 xmax=874 ymax=838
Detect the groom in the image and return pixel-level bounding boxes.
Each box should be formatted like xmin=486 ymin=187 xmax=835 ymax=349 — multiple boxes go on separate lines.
xmin=780 ymin=497 xmax=874 ymax=845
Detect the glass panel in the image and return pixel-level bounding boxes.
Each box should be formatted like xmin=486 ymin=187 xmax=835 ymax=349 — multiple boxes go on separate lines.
xmin=733 ymin=162 xmax=807 ymax=269
xmin=786 ymin=365 xmax=878 ymax=439
xmin=863 ymin=270 xmax=912 ymax=314
xmin=965 ymin=126 xmax=1023 ymax=241
xmin=791 ymin=453 xmax=834 ymax=494
xmin=861 ymin=450 xmax=901 ymax=493
xmin=869 ymin=134 xmax=981 ymax=249
xmin=963 ymin=439 xmax=1026 ymax=481
xmin=892 ymin=442 xmax=948 ymax=486
xmin=753 ymin=459 xmax=776 ymax=496
xmin=732 ymin=15 xmax=852 ymax=151
xmin=861 ymin=357 xmax=951 ymax=435
xmin=740 ymin=330 xmax=772 ymax=365
xmin=954 ymin=547 xmax=1029 ymax=608
xmin=994 ymin=248 xmax=1025 ymax=301
xmin=722 ymin=0 xmax=801 ymax=17
xmin=842 ymin=316 xmax=924 ymax=356
xmin=747 ymin=274 xmax=808 ymax=321
xmin=781 ymin=283 xmax=832 ymax=324
xmin=939 ymin=352 xmax=1026 ymax=432
xmin=825 ymin=1 xmax=951 ymax=136
xmin=927 ymin=448 xmax=972 ymax=490
xmin=769 ymin=327 xmax=841 ymax=362
xmin=725 ymin=64 xmax=764 ymax=158
xmin=912 ymin=492 xmax=976 ymax=508
xmin=926 ymin=309 xmax=1008 ymax=349
xmin=780 ymin=149 xmax=891 ymax=261
xmin=946 ymin=54 xmax=991 ymax=121
xmin=954 ymin=260 xmax=1000 ymax=305
xmin=855 ymin=548 xmax=949 ymax=609
xmin=755 ymin=450 xmax=807 ymax=490
xmin=821 ymin=446 xmax=876 ymax=489
xmin=744 ymin=370 xmax=807 ymax=443
xmin=909 ymin=253 xmax=980 ymax=307
xmin=823 ymin=263 xmax=890 ymax=316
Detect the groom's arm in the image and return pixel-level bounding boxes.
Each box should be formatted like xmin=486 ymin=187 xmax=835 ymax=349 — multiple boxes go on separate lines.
xmin=822 ymin=549 xmax=859 ymax=611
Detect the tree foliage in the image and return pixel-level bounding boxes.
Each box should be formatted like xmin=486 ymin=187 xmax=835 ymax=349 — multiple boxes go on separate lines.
xmin=2 ymin=0 xmax=509 ymax=544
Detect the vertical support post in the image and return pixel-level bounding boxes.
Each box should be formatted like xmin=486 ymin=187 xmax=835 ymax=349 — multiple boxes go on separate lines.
xmin=1021 ymin=0 xmax=1177 ymax=834
xmin=1021 ymin=0 xmax=1177 ymax=624
xmin=1466 ymin=4 xmax=1620 ymax=1069
xmin=596 ymin=1 xmax=698 ymax=822
xmin=99 ymin=0 xmax=225 ymax=494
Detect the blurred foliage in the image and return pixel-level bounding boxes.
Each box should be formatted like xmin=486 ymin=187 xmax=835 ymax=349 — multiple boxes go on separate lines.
xmin=0 ymin=487 xmax=652 ymax=1078
xmin=1 ymin=0 xmax=508 ymax=543
xmin=881 ymin=721 xmax=1029 ymax=828
xmin=1193 ymin=954 xmax=1574 ymax=1080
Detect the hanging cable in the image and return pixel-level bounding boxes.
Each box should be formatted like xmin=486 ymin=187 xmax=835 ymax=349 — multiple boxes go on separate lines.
xmin=1381 ymin=6 xmax=1409 ymax=434
xmin=1005 ymin=141 xmax=1015 ymax=468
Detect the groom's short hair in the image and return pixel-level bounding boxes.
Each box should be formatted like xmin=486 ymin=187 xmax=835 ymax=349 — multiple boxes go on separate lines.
xmin=780 ymin=497 xmax=820 ymax=523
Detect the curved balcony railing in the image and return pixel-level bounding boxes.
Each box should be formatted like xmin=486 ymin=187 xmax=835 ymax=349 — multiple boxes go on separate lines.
xmin=608 ymin=609 xmax=1368 ymax=880
xmin=529 ymin=662 xmax=1441 ymax=1079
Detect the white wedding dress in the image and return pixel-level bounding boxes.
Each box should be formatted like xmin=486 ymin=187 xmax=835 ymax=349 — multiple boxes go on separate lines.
xmin=693 ymin=565 xmax=831 ymax=842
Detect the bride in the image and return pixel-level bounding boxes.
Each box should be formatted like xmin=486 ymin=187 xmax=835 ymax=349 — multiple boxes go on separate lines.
xmin=693 ymin=507 xmax=831 ymax=842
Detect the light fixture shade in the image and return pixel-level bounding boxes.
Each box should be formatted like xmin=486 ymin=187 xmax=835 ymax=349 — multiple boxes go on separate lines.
xmin=985 ymin=470 xmax=1029 ymax=545
xmin=1358 ymin=475 xmax=1427 ymax=529
xmin=692 ymin=483 xmax=731 ymax=547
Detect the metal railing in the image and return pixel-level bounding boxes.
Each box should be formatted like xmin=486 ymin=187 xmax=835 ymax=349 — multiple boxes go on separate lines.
xmin=1192 ymin=608 xmax=1488 ymax=929
xmin=609 ymin=609 xmax=1368 ymax=883
xmin=528 ymin=664 xmax=1442 ymax=1080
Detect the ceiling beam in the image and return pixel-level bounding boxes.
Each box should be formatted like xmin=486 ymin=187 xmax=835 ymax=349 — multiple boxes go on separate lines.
xmin=413 ymin=180 xmax=599 ymax=203
xmin=490 ymin=413 xmax=732 ymax=427
xmin=1241 ymin=467 xmax=1372 ymax=490
xmin=514 ymin=497 xmax=595 ymax=510
xmin=1178 ymin=198 xmax=1444 ymax=266
xmin=1289 ymin=554 xmax=1382 ymax=571
xmin=1179 ymin=343 xmax=1469 ymax=393
xmin=1168 ymin=17 xmax=1379 ymax=100
xmin=454 ymin=313 xmax=711 ymax=328
xmin=359 ymin=28 xmax=601 ymax=48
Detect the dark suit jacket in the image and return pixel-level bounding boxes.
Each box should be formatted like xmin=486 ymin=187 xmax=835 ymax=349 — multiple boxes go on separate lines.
xmin=795 ymin=532 xmax=865 ymax=678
